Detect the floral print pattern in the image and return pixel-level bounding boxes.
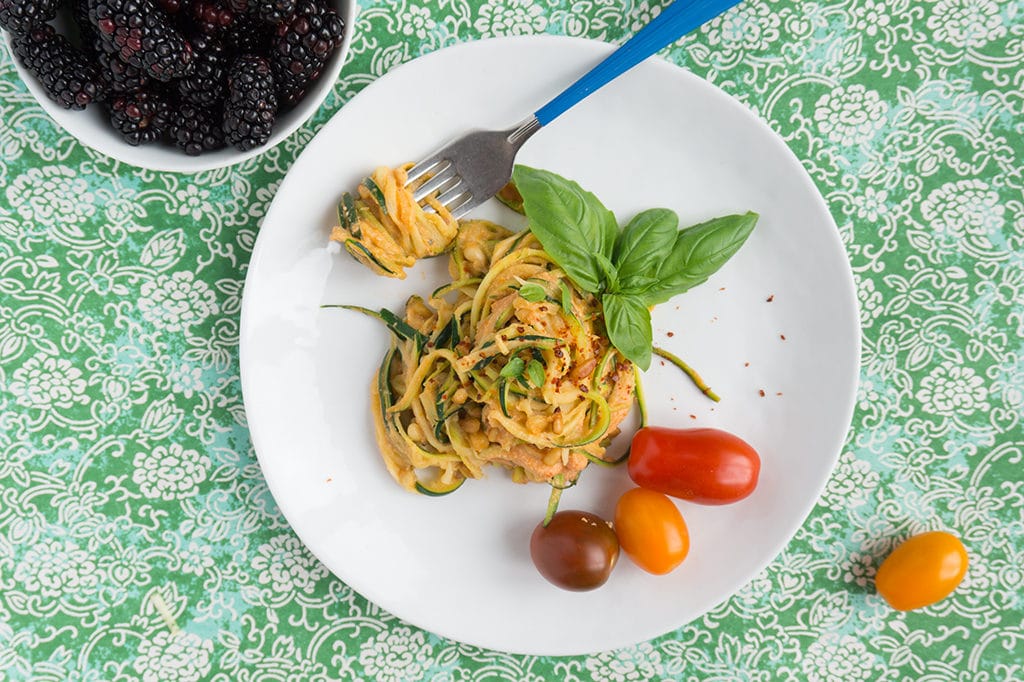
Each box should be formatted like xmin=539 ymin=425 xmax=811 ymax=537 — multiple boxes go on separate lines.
xmin=132 ymin=443 xmax=212 ymax=501
xmin=358 ymin=627 xmax=433 ymax=682
xmin=13 ymin=539 xmax=99 ymax=598
xmin=8 ymin=355 xmax=88 ymax=409
xmin=0 ymin=0 xmax=1020 ymax=678
xmin=813 ymin=85 xmax=889 ymax=146
xmin=138 ymin=271 xmax=219 ymax=332
xmin=252 ymin=534 xmax=329 ymax=599
xmin=916 ymin=363 xmax=989 ymax=416
xmin=802 ymin=634 xmax=876 ymax=681
xmin=704 ymin=0 xmax=782 ymax=57
xmin=584 ymin=642 xmax=664 ymax=682
xmin=474 ymin=0 xmax=547 ymax=36
xmin=133 ymin=631 xmax=214 ymax=682
xmin=6 ymin=165 xmax=96 ymax=228
xmin=921 ymin=179 xmax=1006 ymax=255
xmin=926 ymin=0 xmax=1005 ymax=48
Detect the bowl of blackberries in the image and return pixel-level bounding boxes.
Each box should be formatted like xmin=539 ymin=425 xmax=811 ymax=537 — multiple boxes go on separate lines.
xmin=1 ymin=0 xmax=353 ymax=171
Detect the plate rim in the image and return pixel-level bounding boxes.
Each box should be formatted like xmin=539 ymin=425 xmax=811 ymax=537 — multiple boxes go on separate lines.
xmin=239 ymin=33 xmax=862 ymax=655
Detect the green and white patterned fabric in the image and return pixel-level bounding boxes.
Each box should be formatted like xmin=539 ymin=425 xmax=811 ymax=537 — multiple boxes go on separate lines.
xmin=1 ymin=0 xmax=1022 ymax=679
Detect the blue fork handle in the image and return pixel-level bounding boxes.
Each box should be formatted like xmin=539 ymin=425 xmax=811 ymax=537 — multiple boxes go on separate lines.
xmin=534 ymin=0 xmax=744 ymax=126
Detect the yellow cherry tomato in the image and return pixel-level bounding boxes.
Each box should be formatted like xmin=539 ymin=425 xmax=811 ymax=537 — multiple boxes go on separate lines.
xmin=875 ymin=531 xmax=968 ymax=611
xmin=614 ymin=488 xmax=689 ymax=575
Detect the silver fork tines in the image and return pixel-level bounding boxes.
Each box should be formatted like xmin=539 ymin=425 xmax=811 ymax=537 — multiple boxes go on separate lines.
xmin=411 ymin=162 xmax=457 ymax=201
xmin=405 ymin=116 xmax=541 ymax=219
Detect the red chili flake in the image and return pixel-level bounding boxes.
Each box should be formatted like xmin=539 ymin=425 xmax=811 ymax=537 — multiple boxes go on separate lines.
xmin=579 ymin=384 xmax=589 ymax=393
xmin=776 ymin=392 xmax=783 ymax=396
xmin=767 ymin=294 xmax=775 ymax=302
xmin=667 ymin=331 xmax=675 ymax=338
xmin=660 ymin=360 xmax=666 ymax=366
xmin=539 ymin=305 xmax=548 ymax=312
xmin=517 ymin=326 xmax=525 ymax=334
xmin=689 ymin=414 xmax=697 ymax=420
xmin=554 ymin=348 xmax=564 ymax=358
xmin=758 ymin=389 xmax=766 ymax=397
xmin=719 ymin=287 xmax=726 ymax=291
xmin=326 ymin=477 xmax=333 ymax=483
xmin=780 ymin=334 xmax=786 ymax=340
xmin=744 ymin=362 xmax=750 ymax=368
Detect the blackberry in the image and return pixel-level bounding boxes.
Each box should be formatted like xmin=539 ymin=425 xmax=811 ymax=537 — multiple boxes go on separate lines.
xmin=109 ymin=89 xmax=171 ymax=145
xmin=71 ymin=0 xmax=97 ymax=49
xmin=222 ymin=55 xmax=276 ymax=151
xmin=177 ymin=34 xmax=227 ymax=107
xmin=270 ymin=0 xmax=343 ymax=105
xmin=227 ymin=0 xmax=294 ymax=24
xmin=190 ymin=1 xmax=234 ymax=35
xmin=222 ymin=12 xmax=271 ymax=54
xmin=88 ymin=0 xmax=195 ymax=81
xmin=12 ymin=24 xmax=108 ymax=110
xmin=157 ymin=0 xmax=189 ymax=13
xmin=167 ymin=103 xmax=224 ymax=155
xmin=0 ymin=0 xmax=61 ymax=35
xmin=255 ymin=0 xmax=295 ymax=24
xmin=95 ymin=42 xmax=151 ymax=93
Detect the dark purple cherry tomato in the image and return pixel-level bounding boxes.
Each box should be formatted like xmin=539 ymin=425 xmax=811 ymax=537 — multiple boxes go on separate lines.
xmin=530 ymin=510 xmax=619 ymax=591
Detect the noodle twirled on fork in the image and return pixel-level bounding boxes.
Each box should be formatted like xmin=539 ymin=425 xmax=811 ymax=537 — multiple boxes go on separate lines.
xmin=329 ymin=165 xmax=459 ymax=278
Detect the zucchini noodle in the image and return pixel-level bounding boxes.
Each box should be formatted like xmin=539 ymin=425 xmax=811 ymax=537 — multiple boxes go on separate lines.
xmin=370 ymin=220 xmax=636 ymax=493
xmin=329 ymin=164 xmax=460 ymax=278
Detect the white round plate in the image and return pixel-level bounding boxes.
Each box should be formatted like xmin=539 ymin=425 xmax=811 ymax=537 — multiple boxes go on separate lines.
xmin=240 ymin=36 xmax=859 ymax=656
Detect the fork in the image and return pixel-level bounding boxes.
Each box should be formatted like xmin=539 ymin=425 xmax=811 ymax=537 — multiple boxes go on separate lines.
xmin=406 ymin=0 xmax=745 ymax=219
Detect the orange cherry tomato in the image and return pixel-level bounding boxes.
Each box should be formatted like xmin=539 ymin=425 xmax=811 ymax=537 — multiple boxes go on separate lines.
xmin=875 ymin=531 xmax=968 ymax=611
xmin=613 ymin=488 xmax=689 ymax=575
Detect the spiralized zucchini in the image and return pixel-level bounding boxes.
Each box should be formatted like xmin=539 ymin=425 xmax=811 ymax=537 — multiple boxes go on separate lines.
xmin=372 ymin=221 xmax=636 ymax=493
xmin=329 ymin=164 xmax=460 ymax=278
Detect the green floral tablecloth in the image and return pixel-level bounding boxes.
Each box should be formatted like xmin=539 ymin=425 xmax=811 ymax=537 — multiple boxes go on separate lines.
xmin=1 ymin=0 xmax=1022 ymax=679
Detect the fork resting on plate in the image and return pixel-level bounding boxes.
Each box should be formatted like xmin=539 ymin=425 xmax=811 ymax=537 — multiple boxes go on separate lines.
xmin=406 ymin=0 xmax=744 ymax=219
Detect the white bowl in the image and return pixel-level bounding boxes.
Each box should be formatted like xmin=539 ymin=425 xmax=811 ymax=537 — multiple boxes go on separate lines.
xmin=2 ymin=0 xmax=355 ymax=173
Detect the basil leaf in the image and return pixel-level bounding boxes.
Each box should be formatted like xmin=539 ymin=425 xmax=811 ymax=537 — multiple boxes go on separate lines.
xmin=617 ymin=274 xmax=659 ymax=296
xmin=518 ymin=282 xmax=546 ymax=302
xmin=526 ymin=359 xmax=546 ymax=387
xmin=602 ymin=293 xmax=652 ymax=371
xmin=513 ymin=165 xmax=617 ymax=293
xmin=559 ymin=280 xmax=578 ymax=325
xmin=500 ymin=356 xmax=525 ymax=379
xmin=644 ymin=212 xmax=758 ymax=306
xmin=614 ymin=208 xmax=679 ymax=285
xmin=594 ymin=253 xmax=620 ymax=293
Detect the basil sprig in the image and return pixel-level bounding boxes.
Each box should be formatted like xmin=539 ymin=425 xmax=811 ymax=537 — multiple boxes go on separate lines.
xmin=511 ymin=165 xmax=617 ymax=293
xmin=512 ymin=165 xmax=758 ymax=370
